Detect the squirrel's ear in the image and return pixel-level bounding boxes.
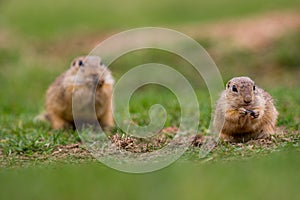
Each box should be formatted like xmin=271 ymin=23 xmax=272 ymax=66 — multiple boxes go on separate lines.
xmin=226 ymin=81 xmax=231 ymax=89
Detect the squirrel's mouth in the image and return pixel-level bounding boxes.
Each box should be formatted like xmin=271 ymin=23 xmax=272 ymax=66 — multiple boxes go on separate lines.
xmin=96 ymin=79 xmax=105 ymax=87
xmin=242 ymin=103 xmax=253 ymax=109
xmin=92 ymin=77 xmax=105 ymax=87
xmin=90 ymin=74 xmax=104 ymax=87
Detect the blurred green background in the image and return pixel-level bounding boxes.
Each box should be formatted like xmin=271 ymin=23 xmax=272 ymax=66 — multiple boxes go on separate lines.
xmin=1 ymin=0 xmax=300 ymax=199
xmin=1 ymin=149 xmax=300 ymax=200
xmin=1 ymin=0 xmax=299 ymax=38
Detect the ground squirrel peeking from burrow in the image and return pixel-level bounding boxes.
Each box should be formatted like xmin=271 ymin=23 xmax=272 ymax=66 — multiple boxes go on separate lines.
xmin=213 ymin=76 xmax=278 ymax=142
xmin=40 ymin=56 xmax=114 ymax=131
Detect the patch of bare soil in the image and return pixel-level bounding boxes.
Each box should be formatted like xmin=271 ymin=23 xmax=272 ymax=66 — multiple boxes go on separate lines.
xmin=51 ymin=143 xmax=91 ymax=159
xmin=41 ymin=126 xmax=190 ymax=165
xmin=183 ymin=9 xmax=300 ymax=50
xmin=109 ymin=126 xmax=178 ymax=153
xmin=218 ymin=127 xmax=300 ymax=149
xmin=42 ymin=32 xmax=113 ymax=58
xmin=0 ymin=30 xmax=12 ymax=48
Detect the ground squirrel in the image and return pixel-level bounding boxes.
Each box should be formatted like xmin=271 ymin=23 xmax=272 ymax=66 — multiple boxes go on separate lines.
xmin=213 ymin=76 xmax=278 ymax=142
xmin=44 ymin=56 xmax=114 ymax=130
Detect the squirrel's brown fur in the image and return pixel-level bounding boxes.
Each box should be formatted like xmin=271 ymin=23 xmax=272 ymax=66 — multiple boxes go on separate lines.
xmin=213 ymin=76 xmax=278 ymax=142
xmin=44 ymin=56 xmax=114 ymax=131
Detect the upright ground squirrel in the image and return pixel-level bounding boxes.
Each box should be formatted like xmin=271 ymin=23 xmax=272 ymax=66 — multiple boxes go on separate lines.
xmin=213 ymin=76 xmax=278 ymax=142
xmin=44 ymin=56 xmax=114 ymax=130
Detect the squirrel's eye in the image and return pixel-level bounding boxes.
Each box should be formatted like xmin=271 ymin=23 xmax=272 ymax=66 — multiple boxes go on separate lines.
xmin=100 ymin=61 xmax=104 ymax=66
xmin=253 ymin=85 xmax=256 ymax=91
xmin=78 ymin=60 xmax=84 ymax=67
xmin=232 ymin=85 xmax=238 ymax=92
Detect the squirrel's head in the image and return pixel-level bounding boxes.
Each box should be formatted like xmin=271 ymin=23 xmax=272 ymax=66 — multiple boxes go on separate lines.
xmin=225 ymin=76 xmax=257 ymax=107
xmin=69 ymin=56 xmax=114 ymax=87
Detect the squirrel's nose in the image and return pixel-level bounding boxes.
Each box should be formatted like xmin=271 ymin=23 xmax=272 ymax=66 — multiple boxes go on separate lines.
xmin=244 ymin=95 xmax=252 ymax=104
xmin=91 ymin=74 xmax=99 ymax=83
xmin=91 ymin=74 xmax=104 ymax=86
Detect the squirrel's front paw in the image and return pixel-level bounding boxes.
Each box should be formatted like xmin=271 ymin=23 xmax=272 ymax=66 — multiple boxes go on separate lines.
xmin=238 ymin=108 xmax=248 ymax=116
xmin=250 ymin=110 xmax=260 ymax=119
